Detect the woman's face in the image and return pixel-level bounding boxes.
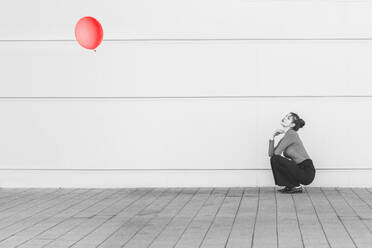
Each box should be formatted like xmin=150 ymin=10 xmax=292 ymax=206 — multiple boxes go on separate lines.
xmin=281 ymin=113 xmax=295 ymax=128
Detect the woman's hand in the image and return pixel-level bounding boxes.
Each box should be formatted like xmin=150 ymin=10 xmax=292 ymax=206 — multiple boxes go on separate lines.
xmin=271 ymin=128 xmax=285 ymax=139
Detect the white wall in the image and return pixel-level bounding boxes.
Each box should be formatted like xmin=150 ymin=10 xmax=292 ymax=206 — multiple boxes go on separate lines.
xmin=0 ymin=0 xmax=371 ymax=187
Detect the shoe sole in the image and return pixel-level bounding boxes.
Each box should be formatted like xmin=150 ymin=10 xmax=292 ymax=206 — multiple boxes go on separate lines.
xmin=278 ymin=189 xmax=288 ymax=193
xmin=284 ymin=189 xmax=303 ymax=194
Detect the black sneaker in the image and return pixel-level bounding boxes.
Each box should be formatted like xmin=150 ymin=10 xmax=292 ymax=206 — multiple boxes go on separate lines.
xmin=284 ymin=186 xmax=303 ymax=194
xmin=277 ymin=186 xmax=291 ymax=193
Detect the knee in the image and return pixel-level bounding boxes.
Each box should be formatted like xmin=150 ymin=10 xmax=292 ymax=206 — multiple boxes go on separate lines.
xmin=270 ymin=154 xmax=279 ymax=163
xmin=270 ymin=154 xmax=280 ymax=165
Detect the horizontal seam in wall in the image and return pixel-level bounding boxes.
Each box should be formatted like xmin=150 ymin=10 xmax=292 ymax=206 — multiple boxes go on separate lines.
xmin=0 ymin=96 xmax=372 ymax=100
xmin=0 ymin=168 xmax=370 ymax=171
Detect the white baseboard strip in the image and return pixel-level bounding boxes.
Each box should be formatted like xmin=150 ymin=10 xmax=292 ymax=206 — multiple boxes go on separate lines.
xmin=0 ymin=169 xmax=371 ymax=188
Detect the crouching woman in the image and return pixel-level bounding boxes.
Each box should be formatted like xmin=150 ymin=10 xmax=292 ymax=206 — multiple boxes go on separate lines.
xmin=268 ymin=112 xmax=316 ymax=193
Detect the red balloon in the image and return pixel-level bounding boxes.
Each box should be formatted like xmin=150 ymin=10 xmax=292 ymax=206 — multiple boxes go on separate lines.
xmin=75 ymin=16 xmax=103 ymax=50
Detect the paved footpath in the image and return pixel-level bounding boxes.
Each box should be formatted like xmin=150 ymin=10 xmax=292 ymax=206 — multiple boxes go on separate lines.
xmin=0 ymin=187 xmax=372 ymax=248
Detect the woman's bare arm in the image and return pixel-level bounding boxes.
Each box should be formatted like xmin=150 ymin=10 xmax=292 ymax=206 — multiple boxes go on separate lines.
xmin=268 ymin=139 xmax=275 ymax=157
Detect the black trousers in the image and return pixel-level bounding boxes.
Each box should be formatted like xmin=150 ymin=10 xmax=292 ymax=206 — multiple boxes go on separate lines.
xmin=270 ymin=155 xmax=316 ymax=188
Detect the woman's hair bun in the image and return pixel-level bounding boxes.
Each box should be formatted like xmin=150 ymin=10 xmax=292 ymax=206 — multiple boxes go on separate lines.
xmin=298 ymin=118 xmax=305 ymax=128
xmin=290 ymin=112 xmax=305 ymax=131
